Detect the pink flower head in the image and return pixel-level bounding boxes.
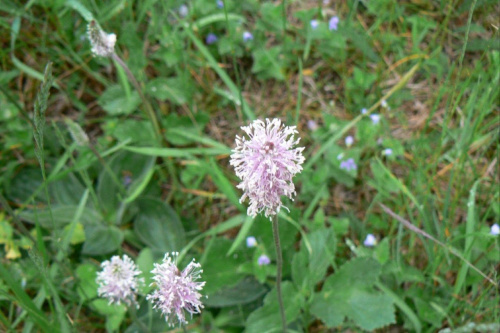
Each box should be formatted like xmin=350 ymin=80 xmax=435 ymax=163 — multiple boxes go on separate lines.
xmin=96 ymin=255 xmax=143 ymax=307
xmin=147 ymin=252 xmax=205 ymax=327
xmin=230 ymin=118 xmax=305 ymax=219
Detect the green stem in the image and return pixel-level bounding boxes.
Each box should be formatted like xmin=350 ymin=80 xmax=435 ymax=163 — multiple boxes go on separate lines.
xmin=272 ymin=216 xmax=287 ymax=332
xmin=111 ymin=53 xmax=163 ymax=142
xmin=128 ymin=306 xmax=149 ymax=333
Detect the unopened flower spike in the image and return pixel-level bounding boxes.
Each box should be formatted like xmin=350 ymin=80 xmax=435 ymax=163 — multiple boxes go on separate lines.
xmin=87 ymin=20 xmax=116 ymax=57
xmin=230 ymin=118 xmax=305 ymax=219
xmin=96 ymin=255 xmax=144 ymax=307
xmin=147 ymin=252 xmax=206 ymax=327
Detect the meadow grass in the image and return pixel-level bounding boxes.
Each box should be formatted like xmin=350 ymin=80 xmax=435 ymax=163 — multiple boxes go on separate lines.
xmin=0 ymin=0 xmax=499 ymax=332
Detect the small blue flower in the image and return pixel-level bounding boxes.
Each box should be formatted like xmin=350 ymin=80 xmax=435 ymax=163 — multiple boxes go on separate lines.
xmin=361 ymin=108 xmax=367 ymax=114
xmin=340 ymin=158 xmax=357 ymax=171
xmin=123 ymin=175 xmax=132 ymax=187
xmin=345 ymin=136 xmax=354 ymax=147
xmin=370 ymin=114 xmax=381 ymax=125
xmin=307 ymin=120 xmax=318 ymax=131
xmin=179 ymin=4 xmax=189 ymax=17
xmin=329 ymin=16 xmax=339 ymax=31
xmin=310 ymin=20 xmax=319 ymax=30
xmin=206 ymin=33 xmax=218 ymax=45
xmin=382 ymin=148 xmax=393 ymax=156
xmin=246 ymin=236 xmax=257 ymax=248
xmin=216 ymin=0 xmax=224 ymax=9
xmin=490 ymin=224 xmax=500 ymax=236
xmin=381 ymin=99 xmax=388 ymax=108
xmin=363 ymin=234 xmax=377 ymax=247
xmin=243 ymin=31 xmax=253 ymax=42
xmin=337 ymin=153 xmax=344 ymax=160
xmin=258 ymin=254 xmax=271 ymax=266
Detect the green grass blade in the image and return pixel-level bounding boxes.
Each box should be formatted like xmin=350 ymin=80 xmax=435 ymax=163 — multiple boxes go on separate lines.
xmin=303 ymin=63 xmax=420 ymax=171
xmin=184 ymin=27 xmax=255 ymax=120
xmin=123 ymin=146 xmax=230 ymax=157
xmin=227 ymin=215 xmax=254 ymax=256
xmin=178 ymin=214 xmax=246 ymax=263
xmin=0 ymin=265 xmax=55 ymax=333
xmin=453 ymin=180 xmax=481 ymax=295
xmin=376 ymin=282 xmax=422 ymax=333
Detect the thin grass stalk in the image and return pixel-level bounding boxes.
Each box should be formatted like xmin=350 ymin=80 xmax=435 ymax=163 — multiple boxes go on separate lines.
xmin=380 ymin=203 xmax=497 ymax=287
xmin=110 ymin=53 xmax=162 ymax=142
xmin=272 ymin=216 xmax=287 ymax=332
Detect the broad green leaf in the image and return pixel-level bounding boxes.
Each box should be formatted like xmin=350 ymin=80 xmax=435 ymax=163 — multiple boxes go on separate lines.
xmin=97 ymin=151 xmax=155 ymax=217
xmin=75 ymin=263 xmax=98 ymax=301
xmin=82 ymin=224 xmax=123 ymax=255
xmin=251 ymin=47 xmax=285 ymax=81
xmin=146 ymin=77 xmax=191 ymax=105
xmin=49 ymin=173 xmax=86 ymax=205
xmin=348 ymin=290 xmax=395 ymax=331
xmin=202 ymin=238 xmax=246 ymax=295
xmin=98 ymin=85 xmax=141 ymax=115
xmin=375 ymin=238 xmax=390 ymax=264
xmin=133 ymin=197 xmax=185 ymax=255
xmin=310 ymin=257 xmax=395 ymax=330
xmin=92 ymin=299 xmax=126 ymax=332
xmin=245 ymin=282 xmax=304 ymax=333
xmin=204 ymin=277 xmax=267 ymax=308
xmin=19 ymin=205 xmax=102 ymax=228
xmin=136 ymin=247 xmax=154 ymax=293
xmin=105 ymin=119 xmax=155 ymax=144
xmin=292 ymin=227 xmax=335 ymax=291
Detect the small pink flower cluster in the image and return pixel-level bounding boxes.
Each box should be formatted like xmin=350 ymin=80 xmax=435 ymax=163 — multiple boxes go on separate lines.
xmin=230 ymin=118 xmax=305 ymax=219
xmin=96 ymin=253 xmax=205 ymax=327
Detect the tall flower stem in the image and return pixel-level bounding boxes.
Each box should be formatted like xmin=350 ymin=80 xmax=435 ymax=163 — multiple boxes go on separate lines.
xmin=272 ymin=216 xmax=287 ymax=332
xmin=128 ymin=306 xmax=149 ymax=333
xmin=110 ymin=53 xmax=163 ymax=142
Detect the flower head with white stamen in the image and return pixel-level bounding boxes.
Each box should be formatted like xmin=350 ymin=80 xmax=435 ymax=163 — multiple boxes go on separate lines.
xmin=96 ymin=255 xmax=143 ymax=307
xmin=147 ymin=252 xmax=205 ymax=327
xmin=230 ymin=119 xmax=305 ymax=219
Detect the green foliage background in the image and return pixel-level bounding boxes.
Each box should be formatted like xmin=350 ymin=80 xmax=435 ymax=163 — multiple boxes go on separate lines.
xmin=0 ymin=0 xmax=499 ymax=332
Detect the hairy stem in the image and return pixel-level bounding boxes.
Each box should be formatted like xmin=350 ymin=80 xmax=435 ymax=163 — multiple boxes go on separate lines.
xmin=111 ymin=53 xmax=163 ymax=141
xmin=272 ymin=216 xmax=287 ymax=332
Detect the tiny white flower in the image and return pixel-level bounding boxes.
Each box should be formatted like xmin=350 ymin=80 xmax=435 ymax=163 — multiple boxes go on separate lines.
xmin=363 ymin=234 xmax=377 ymax=247
xmin=258 ymin=254 xmax=271 ymax=266
xmin=382 ymin=148 xmax=393 ymax=156
xmin=361 ymin=108 xmax=367 ymax=114
xmin=243 ymin=31 xmax=254 ymax=42
xmin=310 ymin=20 xmax=319 ymax=30
xmin=490 ymin=224 xmax=500 ymax=236
xmin=307 ymin=120 xmax=318 ymax=131
xmin=370 ymin=114 xmax=381 ymax=125
xmin=246 ymin=236 xmax=257 ymax=248
xmin=345 ymin=136 xmax=354 ymax=147
xmin=337 ymin=153 xmax=344 ymax=160
xmin=179 ymin=4 xmax=189 ymax=17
